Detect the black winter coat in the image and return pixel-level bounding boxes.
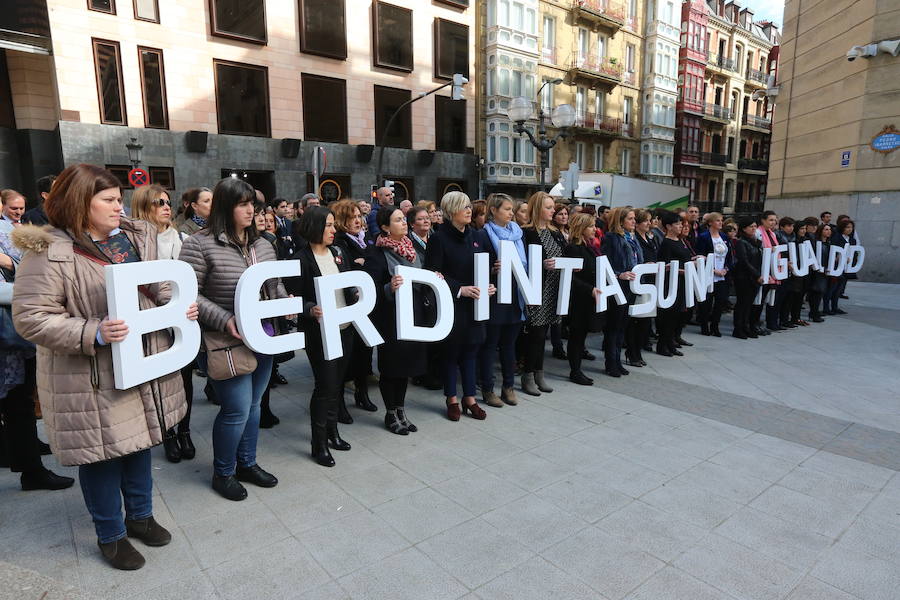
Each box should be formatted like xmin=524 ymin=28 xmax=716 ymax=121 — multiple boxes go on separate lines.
xmin=424 ymin=222 xmax=487 ymax=346
xmin=733 ymin=236 xmax=763 ymax=283
xmin=284 ymin=245 xmax=356 ymax=343
xmin=333 ymin=232 xmax=368 ymax=270
xmin=563 ymin=243 xmax=604 ymax=332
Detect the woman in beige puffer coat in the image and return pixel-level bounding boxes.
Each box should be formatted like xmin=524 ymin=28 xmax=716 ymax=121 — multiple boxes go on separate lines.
xmin=11 ymin=164 xmax=198 ymax=571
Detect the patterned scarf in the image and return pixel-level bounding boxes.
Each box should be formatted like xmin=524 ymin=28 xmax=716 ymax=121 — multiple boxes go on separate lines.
xmin=376 ymin=233 xmax=417 ymax=264
xmin=191 ymin=214 xmax=208 ymax=228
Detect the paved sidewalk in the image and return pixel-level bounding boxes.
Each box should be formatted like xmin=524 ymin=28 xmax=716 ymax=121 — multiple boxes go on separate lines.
xmin=1 ymin=281 xmax=898 ymax=600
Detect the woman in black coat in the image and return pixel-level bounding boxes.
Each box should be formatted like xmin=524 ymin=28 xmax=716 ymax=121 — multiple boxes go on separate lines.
xmin=731 ymin=216 xmax=764 ymax=339
xmin=424 ymin=192 xmax=495 ymax=421
xmin=364 ymin=207 xmax=427 ymax=435
xmin=656 ymin=211 xmax=694 ymax=354
xmin=330 ymin=200 xmax=378 ymax=418
xmin=407 ymin=205 xmax=442 ymax=390
xmin=285 ymin=207 xmax=357 ymax=467
xmin=563 ymin=213 xmax=604 ymax=385
xmin=600 ymin=207 xmax=642 ymax=377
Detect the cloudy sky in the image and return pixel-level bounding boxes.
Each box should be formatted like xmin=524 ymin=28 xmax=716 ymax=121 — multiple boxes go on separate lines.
xmin=740 ymin=0 xmax=786 ymax=26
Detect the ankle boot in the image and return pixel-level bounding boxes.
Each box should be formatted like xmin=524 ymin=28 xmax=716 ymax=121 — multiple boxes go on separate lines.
xmin=20 ymin=467 xmax=75 ymax=491
xmin=337 ymin=397 xmax=354 ymax=425
xmin=98 ymin=537 xmax=145 ymax=571
xmin=384 ymin=411 xmax=409 ymax=435
xmin=354 ymin=381 xmax=378 ymax=412
xmin=177 ymin=431 xmax=196 ymax=460
xmin=520 ymin=373 xmax=541 ymax=397
xmin=326 ymin=422 xmax=351 ymax=451
xmin=163 ymin=430 xmax=181 ymax=463
xmin=259 ymin=405 xmax=280 ymax=429
xmin=272 ymin=364 xmax=287 ymax=385
xmin=534 ymin=370 xmax=553 ymax=393
xmin=700 ymin=323 xmax=711 ymax=336
xmin=483 ymin=390 xmax=503 ymax=408
xmin=311 ymin=426 xmax=335 ymax=467
xmin=711 ymin=323 xmax=722 ymax=337
xmin=500 ymin=386 xmax=518 ymax=405
xmin=396 ymin=407 xmax=417 ymax=432
xmin=125 ymin=516 xmax=172 ymax=546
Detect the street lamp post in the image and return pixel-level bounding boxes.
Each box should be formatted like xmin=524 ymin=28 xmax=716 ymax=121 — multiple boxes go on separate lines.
xmin=125 ymin=137 xmax=143 ymax=169
xmin=507 ymin=80 xmax=575 ymax=191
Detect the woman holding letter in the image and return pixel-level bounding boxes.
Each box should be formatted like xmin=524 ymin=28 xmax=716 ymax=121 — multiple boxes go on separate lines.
xmin=425 ymin=191 xmax=495 ymax=421
xmin=365 ymin=208 xmax=426 ymax=434
xmin=564 ymin=213 xmax=604 ymax=385
xmin=731 ymin=216 xmax=765 ymax=339
xmin=656 ymin=211 xmax=693 ymax=355
xmin=286 ymin=206 xmax=358 ymax=466
xmin=695 ymin=212 xmax=732 ymax=337
xmin=180 ymin=177 xmax=285 ymax=500
xmin=600 ymin=207 xmax=642 ymax=376
xmin=12 ymin=164 xmax=197 ymax=570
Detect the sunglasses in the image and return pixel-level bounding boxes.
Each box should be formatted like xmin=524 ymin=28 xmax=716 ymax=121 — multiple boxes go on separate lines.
xmin=156 ymin=199 xmax=173 ymax=207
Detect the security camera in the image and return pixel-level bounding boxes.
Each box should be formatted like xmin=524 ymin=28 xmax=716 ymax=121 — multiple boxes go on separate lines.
xmin=847 ymin=44 xmax=877 ymax=61
xmin=877 ymin=39 xmax=900 ymax=57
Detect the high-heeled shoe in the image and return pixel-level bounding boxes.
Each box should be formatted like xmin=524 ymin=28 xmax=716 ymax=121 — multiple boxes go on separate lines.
xmin=462 ymin=399 xmax=486 ymax=420
xmin=326 ymin=423 xmax=351 ymax=451
xmin=384 ymin=411 xmax=409 ymax=435
xmin=310 ymin=429 xmax=335 ymax=467
xmin=396 ymin=407 xmax=417 ymax=432
xmin=354 ymin=384 xmax=378 ymax=412
xmin=446 ymin=398 xmax=461 ymax=422
xmin=163 ymin=430 xmax=181 ymax=463
xmin=337 ymin=398 xmax=354 ymax=425
xmin=177 ymin=431 xmax=196 ymax=460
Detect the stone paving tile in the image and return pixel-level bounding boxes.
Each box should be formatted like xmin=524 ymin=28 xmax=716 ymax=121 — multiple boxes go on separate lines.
xmin=261 ymin=471 xmax=365 ymax=536
xmin=640 ymin=479 xmax=743 ymax=529
xmin=372 ymin=487 xmax=474 ymax=544
xmin=741 ymin=433 xmax=819 ymax=464
xmin=810 ymin=546 xmax=900 ymax=600
xmin=784 ymin=577 xmax=860 ymax=600
xmin=390 ymin=445 xmax=480 ymax=487
xmin=858 ymin=492 xmax=900 ymax=530
xmin=207 ymin=537 xmax=330 ymax=600
xmin=669 ymin=460 xmax=772 ymax=503
xmin=595 ymin=500 xmax=707 ymax=562
xmin=713 ymin=506 xmax=834 ymax=570
xmin=432 ymin=469 xmax=529 ymax=516
xmin=707 ymin=443 xmax=798 ymax=482
xmin=578 ymin=455 xmax=672 ymax=498
xmin=674 ymin=534 xmax=803 ymax=600
xmin=482 ymin=451 xmax=574 ymax=492
xmin=535 ymin=473 xmax=633 ymax=524
xmin=337 ymin=547 xmax=469 ymax=600
xmin=529 ymin=436 xmax=617 ymax=469
xmin=481 ymin=495 xmax=589 ymax=553
xmin=777 ymin=466 xmax=881 ymax=511
xmin=330 ymin=462 xmax=426 ymax=508
xmin=542 ymin=527 xmax=665 ymax=600
xmin=300 ymin=510 xmax=410 ymax=580
xmin=624 ymin=566 xmax=740 ymax=600
xmin=799 ymin=451 xmax=896 ymax=489
xmin=416 ymin=518 xmax=534 ymax=590
xmin=833 ymin=516 xmax=900 ymax=566
xmin=749 ymin=485 xmax=860 ymax=539
xmin=473 ymin=556 xmax=604 ymax=600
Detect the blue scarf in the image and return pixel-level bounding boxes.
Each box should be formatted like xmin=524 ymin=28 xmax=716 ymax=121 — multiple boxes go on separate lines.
xmin=485 ymin=220 xmax=527 ymax=314
xmin=624 ymin=232 xmax=641 ymax=268
xmin=191 ymin=214 xmax=208 ymax=228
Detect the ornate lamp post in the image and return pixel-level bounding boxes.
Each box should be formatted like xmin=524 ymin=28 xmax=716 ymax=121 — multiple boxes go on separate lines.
xmin=507 ymin=80 xmax=575 ymax=191
xmin=125 ymin=137 xmax=143 ymax=168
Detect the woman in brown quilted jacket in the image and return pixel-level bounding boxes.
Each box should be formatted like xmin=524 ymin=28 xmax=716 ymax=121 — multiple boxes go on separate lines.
xmin=12 ymin=164 xmax=198 ymax=571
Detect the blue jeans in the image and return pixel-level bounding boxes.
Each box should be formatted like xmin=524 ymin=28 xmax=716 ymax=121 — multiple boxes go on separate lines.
xmin=443 ymin=341 xmax=479 ymax=398
xmin=479 ymin=323 xmax=521 ymax=392
xmin=211 ymin=353 xmax=273 ymax=476
xmin=79 ymin=449 xmax=152 ymax=544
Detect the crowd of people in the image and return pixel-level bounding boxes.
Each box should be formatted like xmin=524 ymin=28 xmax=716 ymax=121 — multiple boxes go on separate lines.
xmin=0 ymin=165 xmax=858 ymax=571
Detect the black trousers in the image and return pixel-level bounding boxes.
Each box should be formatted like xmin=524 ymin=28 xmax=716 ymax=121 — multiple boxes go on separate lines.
xmin=603 ymin=303 xmax=628 ymax=369
xmin=656 ymin=306 xmax=679 ymax=351
xmin=567 ymin=320 xmax=588 ymax=374
xmin=698 ymin=280 xmax=729 ymax=327
xmin=808 ymin=290 xmax=823 ymax=319
xmin=176 ymin=362 xmax=193 ymax=433
xmin=625 ymin=317 xmax=650 ymax=361
xmin=306 ymin=328 xmax=354 ymax=429
xmin=733 ymin=279 xmax=759 ymax=335
xmin=523 ymin=323 xmax=549 ymax=373
xmin=0 ymin=358 xmax=42 ymax=473
xmin=379 ymin=376 xmax=409 ymax=411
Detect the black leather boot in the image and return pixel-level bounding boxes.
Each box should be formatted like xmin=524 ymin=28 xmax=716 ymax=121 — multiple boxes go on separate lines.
xmin=337 ymin=394 xmax=353 ymax=424
xmin=163 ymin=430 xmax=181 ymax=463
xmin=177 ymin=431 xmax=196 ymax=460
xmin=311 ymin=425 xmax=335 ymax=467
xmin=212 ymin=474 xmax=248 ymax=501
xmin=326 ymin=422 xmax=351 ymax=451
xmin=20 ymin=467 xmax=75 ymax=491
xmin=354 ymin=378 xmax=378 ymax=412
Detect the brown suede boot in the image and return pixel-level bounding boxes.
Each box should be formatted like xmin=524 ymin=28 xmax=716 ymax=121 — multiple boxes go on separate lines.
xmin=98 ymin=537 xmax=145 ymax=570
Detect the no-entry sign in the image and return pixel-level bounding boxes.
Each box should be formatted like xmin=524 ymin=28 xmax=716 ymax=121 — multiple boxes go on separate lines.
xmin=128 ymin=168 xmax=149 ymax=187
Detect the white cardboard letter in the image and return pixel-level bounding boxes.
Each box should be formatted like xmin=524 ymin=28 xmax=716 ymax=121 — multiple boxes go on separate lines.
xmin=657 ymin=261 xmax=679 ymax=309
xmin=789 ymin=242 xmax=809 ymax=276
xmin=629 ymin=263 xmax=658 ymax=316
xmin=315 ymin=271 xmax=384 ymax=360
xmin=394 ymin=265 xmax=454 ymax=342
xmin=554 ymin=257 xmax=583 ymax=315
xmin=596 ymin=256 xmax=626 ymax=312
xmin=799 ymin=240 xmax=818 ymax=274
xmin=499 ymin=242 xmax=542 ymax=305
xmin=771 ymin=244 xmax=789 ymax=281
xmin=827 ymin=245 xmax=847 ymax=276
xmin=754 ymin=247 xmax=772 ymax=305
xmin=844 ymin=245 xmax=866 ymax=274
xmin=474 ymin=252 xmax=490 ymax=322
xmin=683 ymin=257 xmax=708 ymax=308
xmin=235 ymin=260 xmax=305 ymax=354
xmin=105 ymin=260 xmax=200 ymax=390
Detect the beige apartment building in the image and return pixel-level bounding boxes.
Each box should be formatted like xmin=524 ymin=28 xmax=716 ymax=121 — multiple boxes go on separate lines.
xmin=767 ymin=0 xmax=899 ymax=282
xmin=0 ymin=0 xmax=476 ymax=204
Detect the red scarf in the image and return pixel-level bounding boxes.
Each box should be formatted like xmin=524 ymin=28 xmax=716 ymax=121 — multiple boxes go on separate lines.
xmin=376 ymin=234 xmax=417 ymax=264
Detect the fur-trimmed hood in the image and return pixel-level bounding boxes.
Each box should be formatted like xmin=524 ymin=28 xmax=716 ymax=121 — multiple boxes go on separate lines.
xmin=11 ymin=224 xmax=55 ymax=254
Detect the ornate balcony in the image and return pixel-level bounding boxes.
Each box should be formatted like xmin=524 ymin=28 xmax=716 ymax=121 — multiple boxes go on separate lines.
xmin=742 ymin=114 xmax=772 ymax=132
xmin=738 ymin=157 xmax=769 ymax=172
xmin=706 ymin=52 xmax=736 ymax=73
xmin=699 ymin=152 xmax=727 ymax=168
xmin=574 ymin=112 xmax=625 ymax=137
xmin=746 ymin=68 xmax=768 ymax=87
xmin=569 ymin=56 xmax=623 ymax=86
xmin=703 ymin=103 xmax=733 ymax=124
xmin=697 ymin=201 xmax=724 ymax=213
xmin=572 ymin=0 xmax=626 ymax=32
xmin=541 ymin=46 xmax=557 ymax=65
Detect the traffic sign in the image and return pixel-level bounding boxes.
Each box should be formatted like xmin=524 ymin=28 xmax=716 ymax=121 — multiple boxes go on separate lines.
xmin=128 ymin=168 xmax=149 ymax=187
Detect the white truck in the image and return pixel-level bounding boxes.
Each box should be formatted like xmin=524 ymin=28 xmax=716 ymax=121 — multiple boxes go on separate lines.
xmin=549 ymin=173 xmax=690 ymax=211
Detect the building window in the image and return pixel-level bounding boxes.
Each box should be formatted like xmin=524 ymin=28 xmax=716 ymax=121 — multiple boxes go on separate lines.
xmin=575 ymin=142 xmax=585 ymax=169
xmin=374 ymin=85 xmax=412 ymax=149
xmin=89 ymin=0 xmax=116 ymax=15
xmin=626 ymin=43 xmax=635 ymax=73
xmin=214 ymin=60 xmax=270 ymax=137
xmin=541 ymin=78 xmax=554 ymax=112
xmin=0 ymin=51 xmax=15 ymax=129
xmin=301 ymin=73 xmax=347 ymax=144
xmin=593 ymin=144 xmax=603 ymax=171
xmin=92 ymin=39 xmax=126 ymax=126
xmin=299 ymin=0 xmax=346 ymax=59
xmin=210 ymin=0 xmax=267 ymax=44
xmin=434 ymin=19 xmax=469 ymax=80
xmin=149 ymin=166 xmax=175 ymax=189
xmin=138 ymin=47 xmax=168 ymax=129
xmin=435 ymin=95 xmax=466 ymax=153
xmin=620 ymin=148 xmax=631 ymax=175
xmin=623 ymin=97 xmax=633 ymax=124
xmin=133 ymin=0 xmax=159 ymax=22
xmin=542 ymin=15 xmax=555 ymax=61
xmin=373 ymin=2 xmax=413 ymax=72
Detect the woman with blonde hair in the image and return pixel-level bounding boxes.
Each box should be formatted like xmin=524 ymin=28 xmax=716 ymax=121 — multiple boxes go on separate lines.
xmin=563 ymin=212 xmax=604 ymax=385
xmin=600 ymin=206 xmax=642 ymax=376
xmin=131 ymin=184 xmax=196 ymax=462
xmin=520 ymin=191 xmax=565 ymax=395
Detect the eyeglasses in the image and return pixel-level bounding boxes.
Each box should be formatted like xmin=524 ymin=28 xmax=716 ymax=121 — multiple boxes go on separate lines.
xmin=157 ymin=199 xmax=172 ymax=207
